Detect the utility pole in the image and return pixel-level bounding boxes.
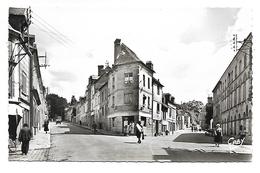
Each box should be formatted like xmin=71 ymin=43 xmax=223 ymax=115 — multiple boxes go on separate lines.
xmin=38 ymin=52 xmax=50 ymax=68
xmin=27 ymin=6 xmax=34 ymax=133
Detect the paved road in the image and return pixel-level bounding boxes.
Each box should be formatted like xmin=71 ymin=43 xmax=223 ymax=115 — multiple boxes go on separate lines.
xmin=48 ymin=122 xmax=252 ymax=162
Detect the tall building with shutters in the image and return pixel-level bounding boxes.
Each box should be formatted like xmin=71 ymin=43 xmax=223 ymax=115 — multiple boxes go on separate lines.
xmin=212 ymin=33 xmax=253 ymax=140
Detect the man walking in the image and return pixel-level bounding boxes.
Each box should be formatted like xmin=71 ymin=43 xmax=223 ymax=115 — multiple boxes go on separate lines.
xmin=18 ymin=123 xmax=32 ymax=155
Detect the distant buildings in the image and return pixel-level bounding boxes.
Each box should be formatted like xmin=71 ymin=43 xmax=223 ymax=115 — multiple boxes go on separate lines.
xmin=8 ymin=7 xmax=48 ymax=140
xmin=66 ymin=39 xmax=177 ymax=136
xmin=212 ymin=33 xmax=253 ymax=139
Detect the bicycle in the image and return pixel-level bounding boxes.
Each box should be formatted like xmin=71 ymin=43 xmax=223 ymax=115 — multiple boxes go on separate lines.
xmin=8 ymin=138 xmax=18 ymax=153
xmin=227 ymin=134 xmax=246 ymax=153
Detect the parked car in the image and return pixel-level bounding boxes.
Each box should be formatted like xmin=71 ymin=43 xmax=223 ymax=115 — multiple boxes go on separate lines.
xmin=56 ymin=116 xmax=62 ymax=124
xmin=205 ymin=129 xmax=214 ymax=136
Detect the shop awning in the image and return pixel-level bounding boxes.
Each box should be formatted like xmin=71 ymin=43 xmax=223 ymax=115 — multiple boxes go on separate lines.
xmin=8 ymin=103 xmax=23 ymax=117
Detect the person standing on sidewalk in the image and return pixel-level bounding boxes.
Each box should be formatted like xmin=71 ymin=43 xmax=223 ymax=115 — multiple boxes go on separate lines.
xmin=214 ymin=124 xmax=222 ymax=147
xmin=128 ymin=122 xmax=133 ymax=135
xmin=43 ymin=116 xmax=49 ymax=134
xmin=135 ymin=121 xmax=143 ymax=144
xmin=92 ymin=121 xmax=97 ymax=134
xmin=18 ymin=123 xmax=32 ymax=155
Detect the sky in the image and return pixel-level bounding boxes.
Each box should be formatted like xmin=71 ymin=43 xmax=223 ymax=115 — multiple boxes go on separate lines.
xmin=6 ymin=0 xmax=254 ymax=104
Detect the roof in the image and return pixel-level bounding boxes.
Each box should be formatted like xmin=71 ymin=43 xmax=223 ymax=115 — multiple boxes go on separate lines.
xmin=9 ymin=7 xmax=27 ymax=16
xmin=152 ymin=77 xmax=164 ymax=87
xmin=116 ymin=42 xmax=155 ymax=73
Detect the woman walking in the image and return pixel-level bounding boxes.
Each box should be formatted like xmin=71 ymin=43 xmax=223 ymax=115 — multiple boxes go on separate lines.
xmin=43 ymin=116 xmax=49 ymax=134
xmin=135 ymin=121 xmax=143 ymax=144
xmin=214 ymin=124 xmax=223 ymax=147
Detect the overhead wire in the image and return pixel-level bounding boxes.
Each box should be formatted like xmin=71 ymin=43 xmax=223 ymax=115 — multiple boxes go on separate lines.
xmin=31 ymin=10 xmax=73 ymax=44
xmin=31 ymin=17 xmax=71 ymax=47
xmin=31 ymin=22 xmax=69 ymax=47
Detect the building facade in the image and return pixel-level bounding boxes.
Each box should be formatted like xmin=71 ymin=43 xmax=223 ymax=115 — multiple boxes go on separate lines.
xmin=212 ymin=33 xmax=253 ymax=139
xmin=8 ymin=7 xmax=48 ymax=140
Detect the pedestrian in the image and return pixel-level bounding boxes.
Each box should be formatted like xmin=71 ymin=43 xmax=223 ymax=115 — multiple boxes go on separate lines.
xmin=124 ymin=124 xmax=128 ymax=136
xmin=239 ymin=125 xmax=246 ymax=144
xmin=128 ymin=122 xmax=133 ymax=135
xmin=92 ymin=121 xmax=97 ymax=134
xmin=214 ymin=124 xmax=222 ymax=147
xmin=135 ymin=121 xmax=143 ymax=144
xmin=18 ymin=123 xmax=32 ymax=155
xmin=43 ymin=116 xmax=49 ymax=134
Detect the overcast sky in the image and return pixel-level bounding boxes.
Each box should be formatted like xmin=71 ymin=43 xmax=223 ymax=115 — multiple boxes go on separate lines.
xmin=8 ymin=0 xmax=254 ymax=104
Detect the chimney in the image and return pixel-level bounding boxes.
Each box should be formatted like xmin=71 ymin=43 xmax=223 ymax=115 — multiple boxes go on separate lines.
xmin=98 ymin=65 xmax=104 ymax=76
xmin=114 ymin=39 xmax=121 ymax=64
xmin=146 ymin=61 xmax=153 ymax=70
xmin=207 ymin=97 xmax=213 ymax=104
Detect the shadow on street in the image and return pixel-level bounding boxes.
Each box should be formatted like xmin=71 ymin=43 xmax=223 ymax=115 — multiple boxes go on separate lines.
xmin=152 ymin=147 xmax=252 ymax=162
xmin=173 ymin=133 xmax=214 ymax=144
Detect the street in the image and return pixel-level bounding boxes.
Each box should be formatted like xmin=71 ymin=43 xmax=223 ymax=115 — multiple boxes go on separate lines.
xmin=47 ymin=122 xmax=252 ymax=162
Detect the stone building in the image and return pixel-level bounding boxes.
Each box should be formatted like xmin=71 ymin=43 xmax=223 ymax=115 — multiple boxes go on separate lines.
xmin=212 ymin=33 xmax=253 ymax=139
xmin=108 ymin=39 xmax=154 ymax=135
xmin=161 ymin=93 xmax=177 ymax=135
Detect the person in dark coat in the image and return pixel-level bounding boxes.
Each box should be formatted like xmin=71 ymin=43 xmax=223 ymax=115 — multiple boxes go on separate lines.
xmin=214 ymin=124 xmax=222 ymax=147
xmin=135 ymin=121 xmax=143 ymax=144
xmin=18 ymin=123 xmax=32 ymax=155
xmin=92 ymin=121 xmax=97 ymax=134
xmin=43 ymin=116 xmax=49 ymax=134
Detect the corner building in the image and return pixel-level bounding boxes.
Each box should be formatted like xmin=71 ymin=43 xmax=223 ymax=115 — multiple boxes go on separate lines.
xmin=108 ymin=39 xmax=154 ymax=135
xmin=212 ymin=33 xmax=253 ymax=140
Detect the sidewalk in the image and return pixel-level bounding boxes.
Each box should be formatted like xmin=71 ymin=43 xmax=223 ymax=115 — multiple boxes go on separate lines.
xmin=8 ymin=123 xmax=52 ymax=161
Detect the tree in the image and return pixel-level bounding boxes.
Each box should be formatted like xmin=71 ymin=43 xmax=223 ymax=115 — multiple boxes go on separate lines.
xmin=180 ymin=100 xmax=204 ymax=125
xmin=46 ymin=94 xmax=68 ymax=120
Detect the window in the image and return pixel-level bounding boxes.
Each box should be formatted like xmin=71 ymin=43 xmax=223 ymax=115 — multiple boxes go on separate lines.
xmin=239 ymin=60 xmax=242 ymax=74
xmin=244 ymin=54 xmax=247 ymax=69
xmin=112 ymin=77 xmax=115 ymax=89
xmin=238 ymin=86 xmax=241 ymax=103
xmin=163 ymin=112 xmax=166 ymax=120
xmin=148 ymin=96 xmax=150 ymax=108
xmin=112 ymin=96 xmax=115 ymax=107
xmin=124 ymin=93 xmax=133 ymax=104
xmin=148 ymin=77 xmax=150 ymax=89
xmin=143 ymin=75 xmax=145 ymax=87
xmin=169 ymin=108 xmax=172 ymax=118
xmin=235 ymin=65 xmax=237 ymax=78
xmin=124 ymin=73 xmax=133 ymax=84
xmin=234 ymin=88 xmax=237 ymax=105
xmin=243 ymin=83 xmax=246 ymax=101
xmin=157 ymin=103 xmax=160 ymax=113
xmin=102 ymin=107 xmax=104 ymax=116
xmin=22 ymin=71 xmax=27 ymax=95
xmin=157 ymin=85 xmax=160 ymax=95
xmin=143 ymin=95 xmax=146 ymax=106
